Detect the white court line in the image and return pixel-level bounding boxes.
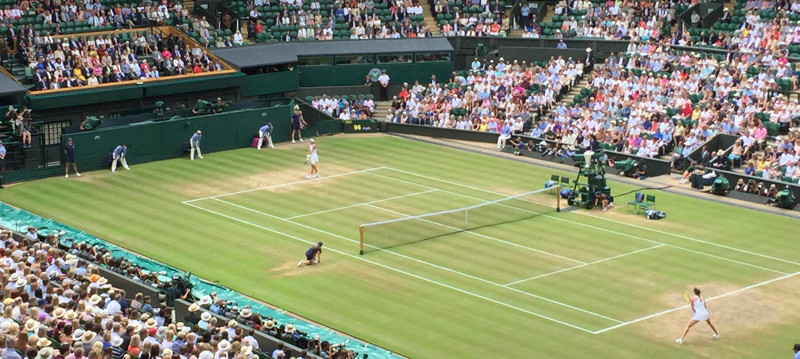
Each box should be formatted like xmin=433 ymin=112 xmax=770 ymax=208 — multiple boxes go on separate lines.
xmin=182 ymin=201 xmax=600 ymax=334
xmin=573 ymin=211 xmax=800 ymax=268
xmin=504 ymin=244 xmax=665 ymax=286
xmin=212 ymin=198 xmax=621 ymax=324
xmin=360 ymin=203 xmax=620 ymax=323
xmin=374 ymin=167 xmax=800 ymax=332
xmin=364 ymin=172 xmax=586 ymax=264
xmin=182 ymin=167 xmax=383 ymax=203
xmin=592 ymin=270 xmax=800 ymax=334
xmin=373 ymin=168 xmax=790 ymax=275
xmin=284 ymin=189 xmax=438 ymax=220
xmin=379 ymin=166 xmax=800 ymax=268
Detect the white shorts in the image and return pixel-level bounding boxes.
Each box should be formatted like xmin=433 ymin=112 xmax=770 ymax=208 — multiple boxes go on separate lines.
xmin=310 ymin=153 xmax=319 ymax=164
xmin=691 ymin=310 xmax=709 ymax=321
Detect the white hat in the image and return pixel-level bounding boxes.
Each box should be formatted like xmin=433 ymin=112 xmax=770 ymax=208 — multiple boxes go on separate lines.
xmin=188 ymin=303 xmax=200 ymax=312
xmin=309 ymin=138 xmax=315 ymax=142
xmin=24 ymin=319 xmax=39 ymax=332
xmin=89 ymin=294 xmax=102 ymax=305
xmin=111 ymin=336 xmax=124 ymax=347
xmin=217 ymin=340 xmax=231 ymax=352
xmin=37 ymin=347 xmax=54 ymax=359
xmin=199 ymin=295 xmax=212 ymax=306
xmin=240 ymin=309 xmax=252 ymax=318
xmin=200 ymin=312 xmax=211 ymax=322
xmin=36 ymin=337 xmax=52 ymax=347
xmin=71 ymin=329 xmax=85 ymax=341
xmin=586 ymin=47 xmax=592 ymax=52
xmin=284 ymin=324 xmax=296 ymax=333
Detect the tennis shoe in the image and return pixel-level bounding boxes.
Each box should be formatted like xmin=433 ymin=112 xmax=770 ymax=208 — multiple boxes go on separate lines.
xmin=675 ymin=338 xmax=683 ymax=344
xmin=76 ymin=173 xmax=81 ymax=177
xmin=300 ymin=138 xmax=304 ymax=142
xmin=679 ymin=178 xmax=687 ymax=184
xmin=713 ymin=334 xmax=720 ymax=339
xmin=292 ymin=140 xmax=296 ymax=143
xmin=65 ymin=174 xmax=69 ymax=178
xmin=297 ymin=261 xmax=303 ymax=267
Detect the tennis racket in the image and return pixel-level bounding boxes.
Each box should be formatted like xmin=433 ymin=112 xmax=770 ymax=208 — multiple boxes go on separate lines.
xmin=682 ymin=292 xmax=691 ymax=303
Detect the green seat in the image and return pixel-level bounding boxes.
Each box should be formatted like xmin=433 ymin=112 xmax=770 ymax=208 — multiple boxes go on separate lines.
xmin=627 ymin=192 xmax=645 ymax=214
xmin=637 ymin=195 xmax=656 ymax=213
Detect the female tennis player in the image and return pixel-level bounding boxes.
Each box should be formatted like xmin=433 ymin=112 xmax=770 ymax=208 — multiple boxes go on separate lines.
xmin=306 ymin=138 xmax=319 ymax=179
xmin=676 ymin=287 xmax=720 ymax=344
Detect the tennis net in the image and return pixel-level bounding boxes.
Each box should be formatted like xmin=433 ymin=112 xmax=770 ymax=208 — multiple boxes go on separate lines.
xmin=358 ymin=186 xmax=560 ymax=254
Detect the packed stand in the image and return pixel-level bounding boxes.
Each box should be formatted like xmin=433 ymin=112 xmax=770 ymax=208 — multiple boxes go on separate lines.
xmin=238 ymin=0 xmax=432 ymax=43
xmin=533 ymin=0 xmax=678 ymax=40
xmin=309 ymin=94 xmax=375 ymax=120
xmin=0 ymin=1 xmax=187 ymax=45
xmin=17 ymin=30 xmax=224 ymax=91
xmin=383 ymin=56 xmax=584 ymax=132
xmin=0 ymin=227 xmax=360 ymax=359
xmin=432 ymin=0 xmax=510 ymax=37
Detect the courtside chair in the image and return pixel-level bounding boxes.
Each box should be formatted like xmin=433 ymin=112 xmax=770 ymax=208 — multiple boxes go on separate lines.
xmin=627 ymin=192 xmax=645 ymax=213
xmin=638 ymin=195 xmax=656 ymax=213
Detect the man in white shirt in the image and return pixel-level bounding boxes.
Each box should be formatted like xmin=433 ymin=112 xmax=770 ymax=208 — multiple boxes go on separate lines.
xmin=378 ymin=70 xmax=390 ymax=100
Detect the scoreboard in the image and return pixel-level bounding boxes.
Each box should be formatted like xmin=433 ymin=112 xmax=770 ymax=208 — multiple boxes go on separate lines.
xmin=343 ymin=119 xmax=379 ymax=133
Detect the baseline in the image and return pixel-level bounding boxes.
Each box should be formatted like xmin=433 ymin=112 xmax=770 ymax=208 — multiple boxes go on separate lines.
xmin=182 ymin=167 xmax=383 ymax=203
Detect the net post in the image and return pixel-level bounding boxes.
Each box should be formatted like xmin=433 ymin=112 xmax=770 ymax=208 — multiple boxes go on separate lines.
xmin=358 ymin=225 xmax=365 ymax=255
xmin=556 ymin=185 xmax=561 ymax=212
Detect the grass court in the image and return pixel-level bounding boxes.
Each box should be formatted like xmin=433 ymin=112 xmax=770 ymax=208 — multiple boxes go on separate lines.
xmin=3 ymin=134 xmax=800 ymax=358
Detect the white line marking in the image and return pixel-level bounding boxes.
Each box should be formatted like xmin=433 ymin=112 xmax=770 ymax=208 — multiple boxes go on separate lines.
xmin=182 ymin=167 xmax=383 ymax=203
xmin=374 ymin=168 xmax=790 ymax=275
xmin=591 ymin=271 xmax=800 ymax=334
xmin=382 ymin=166 xmax=800 ymax=268
xmin=284 ymin=189 xmax=438 ymax=220
xmin=212 ymin=198 xmax=621 ymax=324
xmin=573 ymin=211 xmax=800 ymax=268
xmin=360 ymin=204 xmax=620 ymax=323
xmin=504 ymin=244 xmax=665 ymax=286
xmin=363 ymin=173 xmax=587 ymax=264
xmin=182 ymin=201 xmax=599 ymax=334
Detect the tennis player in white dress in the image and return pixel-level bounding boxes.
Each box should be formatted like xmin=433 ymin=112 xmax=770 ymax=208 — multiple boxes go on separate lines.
xmin=306 ymin=138 xmax=319 ymax=179
xmin=676 ymin=287 xmax=720 ymax=344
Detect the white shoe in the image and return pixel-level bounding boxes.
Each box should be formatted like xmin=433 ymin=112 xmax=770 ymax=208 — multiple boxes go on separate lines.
xmin=191 ymin=157 xmax=194 ymax=160
xmin=713 ymin=334 xmax=720 ymax=339
xmin=679 ymin=179 xmax=687 ymax=184
xmin=306 ymin=175 xmax=313 ymax=179
xmin=258 ymin=148 xmax=262 ymax=150
xmin=292 ymin=140 xmax=296 ymax=143
xmin=315 ymin=173 xmax=320 ymax=178
xmin=65 ymin=174 xmax=69 ymax=178
xmin=112 ymin=169 xmax=116 ymax=172
xmin=199 ymin=156 xmax=204 ymax=159
xmin=297 ymin=260 xmax=303 ymax=267
xmin=126 ymin=167 xmax=130 ymax=170
xmin=300 ymin=138 xmax=304 ymax=142
xmin=270 ymin=145 xmax=275 ymax=148
xmin=675 ymin=338 xmax=683 ymax=344
xmin=76 ymin=173 xmax=81 ymax=177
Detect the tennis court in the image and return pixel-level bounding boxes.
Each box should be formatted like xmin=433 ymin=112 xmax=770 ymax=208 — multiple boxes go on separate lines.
xmin=183 ymin=165 xmax=800 ymax=335
xmin=5 ymin=135 xmax=800 ymax=358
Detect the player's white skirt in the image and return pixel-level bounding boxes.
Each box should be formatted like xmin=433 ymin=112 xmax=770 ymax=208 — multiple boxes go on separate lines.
xmin=310 ymin=153 xmax=319 ymax=164
xmin=691 ymin=310 xmax=709 ymax=321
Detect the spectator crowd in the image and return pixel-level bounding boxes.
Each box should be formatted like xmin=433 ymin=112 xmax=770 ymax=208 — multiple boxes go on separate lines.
xmin=17 ymin=30 xmax=224 ymax=91
xmin=0 ymin=227 xmax=362 ymax=359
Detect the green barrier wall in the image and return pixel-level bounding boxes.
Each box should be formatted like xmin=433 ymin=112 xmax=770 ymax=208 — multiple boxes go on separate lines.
xmin=28 ymin=73 xmax=246 ymax=110
xmin=62 ymin=104 xmax=293 ymax=171
xmin=240 ymin=70 xmax=300 ymax=97
xmin=298 ymin=62 xmax=452 ymax=87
